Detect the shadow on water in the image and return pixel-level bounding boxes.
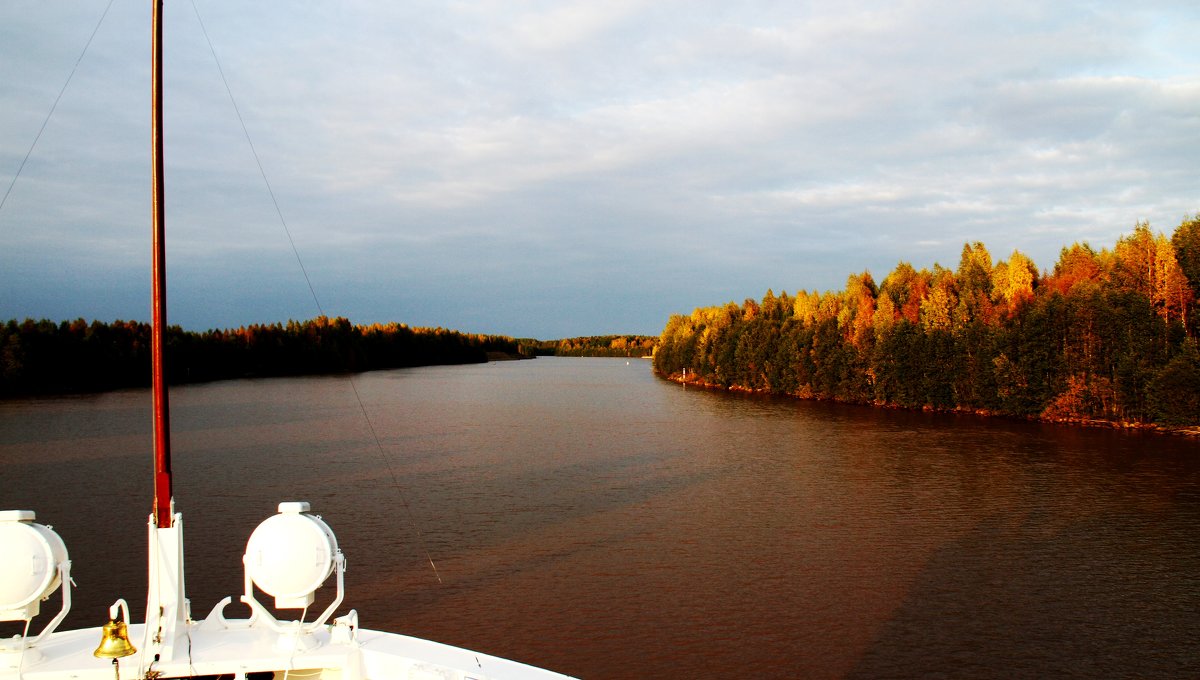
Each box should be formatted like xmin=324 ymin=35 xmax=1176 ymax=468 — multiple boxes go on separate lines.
xmin=4 ymin=357 xmax=1200 ymax=679
xmin=848 ymin=509 xmax=1200 ymax=679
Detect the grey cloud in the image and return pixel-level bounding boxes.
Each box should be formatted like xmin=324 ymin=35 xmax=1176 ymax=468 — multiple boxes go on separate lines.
xmin=0 ymin=1 xmax=1196 ymax=338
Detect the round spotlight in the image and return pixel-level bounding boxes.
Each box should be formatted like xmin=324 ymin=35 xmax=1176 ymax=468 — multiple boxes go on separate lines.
xmin=0 ymin=510 xmax=68 ymax=621
xmin=244 ymin=502 xmax=338 ymax=609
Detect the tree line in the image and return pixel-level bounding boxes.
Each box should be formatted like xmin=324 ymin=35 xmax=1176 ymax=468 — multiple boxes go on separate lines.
xmin=523 ymin=335 xmax=658 ymax=357
xmin=0 ymin=316 xmax=528 ymax=397
xmin=654 ymin=217 xmax=1200 ymax=428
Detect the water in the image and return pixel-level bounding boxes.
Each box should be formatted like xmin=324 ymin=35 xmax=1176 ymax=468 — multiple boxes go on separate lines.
xmin=2 ymin=357 xmax=1199 ymax=678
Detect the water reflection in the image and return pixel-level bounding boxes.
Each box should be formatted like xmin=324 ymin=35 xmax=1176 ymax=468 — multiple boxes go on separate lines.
xmin=2 ymin=358 xmax=1198 ymax=678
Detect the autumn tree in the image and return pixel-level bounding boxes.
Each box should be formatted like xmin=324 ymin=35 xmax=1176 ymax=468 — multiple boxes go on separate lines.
xmin=1112 ymin=221 xmax=1156 ymax=298
xmin=880 ymin=262 xmax=930 ymax=324
xmin=839 ymin=272 xmax=877 ymax=350
xmin=919 ymin=266 xmax=956 ymax=331
xmin=1172 ymin=216 xmax=1200 ymax=293
xmin=1045 ymin=242 xmax=1105 ymax=297
xmin=991 ymin=250 xmax=1038 ymax=316
xmin=1173 ymin=215 xmax=1200 ymax=336
xmin=1154 ymin=233 xmax=1193 ymax=329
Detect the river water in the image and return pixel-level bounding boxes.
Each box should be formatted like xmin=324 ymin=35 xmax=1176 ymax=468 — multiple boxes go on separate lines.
xmin=2 ymin=357 xmax=1199 ymax=678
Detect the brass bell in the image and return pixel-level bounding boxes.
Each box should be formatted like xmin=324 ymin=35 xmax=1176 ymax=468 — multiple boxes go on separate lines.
xmin=94 ymin=618 xmax=137 ymax=659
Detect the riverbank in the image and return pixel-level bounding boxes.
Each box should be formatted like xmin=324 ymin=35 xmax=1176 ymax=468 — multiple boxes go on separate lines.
xmin=660 ymin=370 xmax=1200 ymax=436
xmin=485 ymin=351 xmax=535 ymax=361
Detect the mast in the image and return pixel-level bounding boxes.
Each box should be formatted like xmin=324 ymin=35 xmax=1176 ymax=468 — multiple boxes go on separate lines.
xmin=145 ymin=3 xmax=187 ymax=660
xmin=150 ymin=0 xmax=173 ymax=529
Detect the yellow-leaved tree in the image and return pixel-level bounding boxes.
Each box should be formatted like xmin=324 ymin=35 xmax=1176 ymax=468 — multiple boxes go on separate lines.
xmin=991 ymin=250 xmax=1038 ymax=316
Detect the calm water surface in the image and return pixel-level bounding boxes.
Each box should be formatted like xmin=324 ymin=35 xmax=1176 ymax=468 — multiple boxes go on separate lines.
xmin=2 ymin=357 xmax=1199 ymax=678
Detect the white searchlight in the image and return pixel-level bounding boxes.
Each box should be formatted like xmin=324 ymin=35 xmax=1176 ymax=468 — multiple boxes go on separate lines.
xmin=241 ymin=502 xmax=346 ymax=643
xmin=0 ymin=510 xmax=72 ymax=665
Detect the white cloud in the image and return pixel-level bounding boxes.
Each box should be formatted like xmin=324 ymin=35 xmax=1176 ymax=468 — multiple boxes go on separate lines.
xmin=505 ymin=1 xmax=646 ymax=53
xmin=0 ymin=0 xmax=1196 ymax=336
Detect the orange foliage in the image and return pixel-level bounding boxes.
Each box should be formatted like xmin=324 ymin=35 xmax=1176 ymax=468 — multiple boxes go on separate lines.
xmin=1045 ymin=243 xmax=1105 ymax=296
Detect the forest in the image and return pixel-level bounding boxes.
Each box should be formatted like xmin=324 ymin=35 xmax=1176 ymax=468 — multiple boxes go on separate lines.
xmin=654 ymin=217 xmax=1200 ymax=428
xmin=524 ymin=335 xmax=658 ymax=357
xmin=0 ymin=316 xmax=527 ymax=396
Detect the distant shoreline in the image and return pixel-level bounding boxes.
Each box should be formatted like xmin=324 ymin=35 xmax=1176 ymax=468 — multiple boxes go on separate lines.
xmin=485 ymin=351 xmax=534 ymax=361
xmin=0 ymin=317 xmax=665 ymax=398
xmin=0 ymin=316 xmax=528 ymax=398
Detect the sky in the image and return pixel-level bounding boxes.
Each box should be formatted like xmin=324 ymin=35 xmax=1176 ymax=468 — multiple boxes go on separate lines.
xmin=0 ymin=1 xmax=1197 ymax=339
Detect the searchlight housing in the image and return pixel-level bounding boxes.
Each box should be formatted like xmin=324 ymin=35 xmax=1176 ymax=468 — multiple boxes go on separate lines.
xmin=241 ymin=502 xmax=345 ymax=639
xmin=0 ymin=510 xmax=72 ymax=655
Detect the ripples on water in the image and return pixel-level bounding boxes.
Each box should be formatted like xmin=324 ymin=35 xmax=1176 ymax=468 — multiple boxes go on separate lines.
xmin=2 ymin=357 xmax=1198 ymax=678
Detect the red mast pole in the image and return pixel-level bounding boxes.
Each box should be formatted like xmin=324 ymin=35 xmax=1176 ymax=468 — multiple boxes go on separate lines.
xmin=150 ymin=0 xmax=173 ymax=529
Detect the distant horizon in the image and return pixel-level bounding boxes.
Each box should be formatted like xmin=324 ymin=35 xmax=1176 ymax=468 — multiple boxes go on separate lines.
xmin=4 ymin=216 xmax=1197 ymax=340
xmin=0 ymin=313 xmax=663 ymax=343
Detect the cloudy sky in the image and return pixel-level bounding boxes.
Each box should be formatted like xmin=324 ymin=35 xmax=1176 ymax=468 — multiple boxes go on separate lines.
xmin=1 ymin=1 xmax=1196 ymax=338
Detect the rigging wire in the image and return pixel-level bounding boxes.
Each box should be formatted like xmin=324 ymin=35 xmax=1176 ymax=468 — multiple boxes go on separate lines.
xmin=188 ymin=0 xmax=442 ymax=585
xmin=0 ymin=0 xmax=117 ymax=217
xmin=186 ymin=0 xmax=321 ymax=315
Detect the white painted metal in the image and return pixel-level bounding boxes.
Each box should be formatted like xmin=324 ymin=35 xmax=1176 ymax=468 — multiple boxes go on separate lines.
xmin=2 ymin=621 xmax=574 ymax=680
xmin=0 ymin=503 xmax=578 ymax=680
xmin=240 ymin=503 xmax=347 ymax=645
xmin=0 ymin=511 xmax=66 ymax=621
xmin=0 ymin=510 xmax=72 ymax=660
xmin=143 ymin=511 xmax=188 ymax=664
xmin=245 ymin=502 xmax=338 ymax=609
